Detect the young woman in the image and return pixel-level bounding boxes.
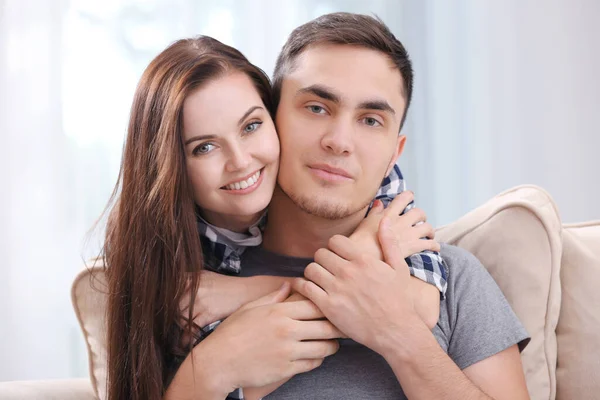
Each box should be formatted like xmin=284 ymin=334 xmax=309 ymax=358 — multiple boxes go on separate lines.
xmin=101 ymin=36 xmax=445 ymax=400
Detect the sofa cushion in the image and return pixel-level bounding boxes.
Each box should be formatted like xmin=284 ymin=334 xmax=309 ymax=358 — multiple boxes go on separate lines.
xmin=71 ymin=261 xmax=108 ymax=400
xmin=556 ymin=221 xmax=600 ymax=400
xmin=0 ymin=378 xmax=97 ymax=400
xmin=435 ymin=185 xmax=563 ymax=400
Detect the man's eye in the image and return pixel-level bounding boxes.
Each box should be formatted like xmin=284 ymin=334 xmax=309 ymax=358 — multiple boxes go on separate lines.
xmin=307 ymin=105 xmax=326 ymax=114
xmin=193 ymin=143 xmax=215 ymax=155
xmin=244 ymin=121 xmax=263 ymax=133
xmin=363 ymin=117 xmax=382 ymax=127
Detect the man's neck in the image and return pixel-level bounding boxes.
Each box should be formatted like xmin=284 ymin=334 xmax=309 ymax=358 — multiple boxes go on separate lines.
xmin=262 ymin=187 xmax=366 ymax=258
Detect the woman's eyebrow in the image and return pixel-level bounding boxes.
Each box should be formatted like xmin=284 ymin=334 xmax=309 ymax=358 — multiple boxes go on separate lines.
xmin=184 ymin=134 xmax=217 ymax=145
xmin=237 ymin=105 xmax=264 ymax=126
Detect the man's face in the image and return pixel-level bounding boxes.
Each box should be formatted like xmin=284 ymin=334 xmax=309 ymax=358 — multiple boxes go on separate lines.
xmin=275 ymin=44 xmax=406 ymax=220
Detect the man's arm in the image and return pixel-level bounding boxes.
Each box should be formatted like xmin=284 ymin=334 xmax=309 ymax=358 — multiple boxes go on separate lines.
xmin=293 ymin=225 xmax=530 ymax=400
xmin=380 ymin=315 xmax=529 ymax=400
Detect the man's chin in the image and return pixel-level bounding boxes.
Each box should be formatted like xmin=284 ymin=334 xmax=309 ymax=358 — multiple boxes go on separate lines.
xmin=286 ymin=192 xmax=368 ymax=221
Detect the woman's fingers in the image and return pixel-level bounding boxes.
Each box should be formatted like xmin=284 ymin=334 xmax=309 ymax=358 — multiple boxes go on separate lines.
xmin=415 ymin=222 xmax=436 ymax=240
xmin=402 ymin=207 xmax=427 ymax=226
xmin=403 ymin=239 xmax=441 ymax=257
xmin=291 ymin=358 xmax=325 ymax=375
xmin=292 ymin=320 xmax=345 ymax=340
xmin=238 ymin=282 xmax=291 ymax=312
xmin=385 ymin=191 xmax=414 ymax=216
xmin=292 ymin=339 xmax=340 ymax=360
xmin=281 ymin=298 xmax=326 ymax=320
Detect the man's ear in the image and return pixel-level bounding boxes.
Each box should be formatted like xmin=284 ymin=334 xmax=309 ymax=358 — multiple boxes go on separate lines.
xmin=385 ymin=135 xmax=406 ymax=176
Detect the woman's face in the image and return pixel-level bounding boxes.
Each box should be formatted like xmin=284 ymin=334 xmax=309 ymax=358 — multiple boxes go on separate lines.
xmin=182 ymin=72 xmax=280 ymax=230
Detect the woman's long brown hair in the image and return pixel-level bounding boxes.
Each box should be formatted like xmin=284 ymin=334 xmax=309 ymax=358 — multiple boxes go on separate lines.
xmin=102 ymin=36 xmax=273 ymax=400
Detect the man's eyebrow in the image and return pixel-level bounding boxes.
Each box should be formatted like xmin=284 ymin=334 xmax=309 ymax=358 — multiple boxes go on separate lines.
xmin=357 ymin=100 xmax=396 ymax=116
xmin=297 ymin=84 xmax=341 ymax=104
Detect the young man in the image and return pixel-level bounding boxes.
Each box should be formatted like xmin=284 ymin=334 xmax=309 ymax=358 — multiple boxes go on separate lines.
xmin=245 ymin=12 xmax=530 ymax=399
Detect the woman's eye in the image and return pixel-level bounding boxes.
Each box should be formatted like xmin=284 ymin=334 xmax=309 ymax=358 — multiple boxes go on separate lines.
xmin=244 ymin=121 xmax=263 ymax=133
xmin=193 ymin=143 xmax=215 ymax=155
xmin=363 ymin=117 xmax=382 ymax=127
xmin=307 ymin=105 xmax=326 ymax=114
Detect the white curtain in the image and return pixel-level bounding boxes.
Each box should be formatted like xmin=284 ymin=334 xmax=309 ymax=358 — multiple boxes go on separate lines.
xmin=1 ymin=0 xmax=598 ymax=381
xmin=399 ymin=0 xmax=600 ymax=225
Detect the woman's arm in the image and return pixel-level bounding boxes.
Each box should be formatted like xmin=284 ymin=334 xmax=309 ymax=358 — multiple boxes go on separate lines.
xmin=166 ymin=284 xmax=341 ymax=400
xmin=183 ymin=271 xmax=292 ymax=328
xmin=164 ymin=344 xmax=229 ymax=400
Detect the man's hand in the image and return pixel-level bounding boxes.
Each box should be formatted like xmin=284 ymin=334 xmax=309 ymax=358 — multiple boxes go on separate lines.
xmin=349 ymin=191 xmax=442 ymax=329
xmin=293 ymin=223 xmax=425 ymax=356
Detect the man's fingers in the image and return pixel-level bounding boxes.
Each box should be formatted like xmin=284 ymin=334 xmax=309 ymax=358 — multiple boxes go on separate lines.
xmin=238 ymin=281 xmax=291 ymax=311
xmin=378 ymin=219 xmax=409 ymax=271
xmin=292 ymin=278 xmax=328 ymax=310
xmin=304 ymin=261 xmax=336 ymax=291
xmin=327 ymin=234 xmax=361 ymax=261
xmin=292 ymin=339 xmax=340 ymax=360
xmin=313 ymin=249 xmax=347 ymax=277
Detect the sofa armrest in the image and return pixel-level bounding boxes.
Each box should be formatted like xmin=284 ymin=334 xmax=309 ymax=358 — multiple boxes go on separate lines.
xmin=0 ymin=378 xmax=97 ymax=400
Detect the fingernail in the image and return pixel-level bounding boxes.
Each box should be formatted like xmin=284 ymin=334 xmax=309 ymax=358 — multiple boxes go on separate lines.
xmin=371 ymin=200 xmax=381 ymax=210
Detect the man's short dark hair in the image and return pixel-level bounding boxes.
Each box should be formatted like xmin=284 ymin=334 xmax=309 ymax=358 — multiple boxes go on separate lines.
xmin=273 ymin=12 xmax=414 ymax=131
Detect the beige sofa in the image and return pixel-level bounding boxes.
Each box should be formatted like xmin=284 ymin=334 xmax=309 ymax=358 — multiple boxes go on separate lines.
xmin=1 ymin=185 xmax=598 ymax=399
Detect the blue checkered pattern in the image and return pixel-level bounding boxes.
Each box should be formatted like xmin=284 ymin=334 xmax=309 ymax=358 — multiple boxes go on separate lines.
xmin=195 ymin=163 xmax=448 ymax=399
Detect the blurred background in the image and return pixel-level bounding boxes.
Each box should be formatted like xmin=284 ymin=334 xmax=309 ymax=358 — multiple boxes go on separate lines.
xmin=0 ymin=0 xmax=598 ymax=382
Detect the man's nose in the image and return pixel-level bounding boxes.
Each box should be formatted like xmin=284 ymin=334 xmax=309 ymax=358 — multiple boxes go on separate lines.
xmin=225 ymin=142 xmax=252 ymax=172
xmin=320 ymin=117 xmax=354 ymax=155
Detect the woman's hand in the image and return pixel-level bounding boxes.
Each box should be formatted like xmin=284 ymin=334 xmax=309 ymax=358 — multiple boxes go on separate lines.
xmin=179 ymin=270 xmax=291 ymax=329
xmin=242 ymin=290 xmax=338 ymax=400
xmin=350 ymin=191 xmax=440 ymax=259
xmin=199 ymin=283 xmax=343 ymax=393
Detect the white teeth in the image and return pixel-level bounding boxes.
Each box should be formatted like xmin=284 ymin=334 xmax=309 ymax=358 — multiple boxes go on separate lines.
xmin=225 ymin=170 xmax=261 ymax=191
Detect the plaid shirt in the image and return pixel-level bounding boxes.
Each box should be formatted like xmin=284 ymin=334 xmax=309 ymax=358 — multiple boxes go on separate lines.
xmin=196 ymin=164 xmax=448 ymax=400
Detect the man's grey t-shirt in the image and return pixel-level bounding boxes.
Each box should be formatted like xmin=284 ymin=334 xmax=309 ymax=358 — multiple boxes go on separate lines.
xmin=239 ymin=243 xmax=530 ymax=400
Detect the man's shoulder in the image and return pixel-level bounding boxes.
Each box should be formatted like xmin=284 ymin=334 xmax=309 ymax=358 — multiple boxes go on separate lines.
xmin=439 ymin=243 xmax=485 ymax=276
xmin=438 ymin=243 xmax=495 ymax=296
